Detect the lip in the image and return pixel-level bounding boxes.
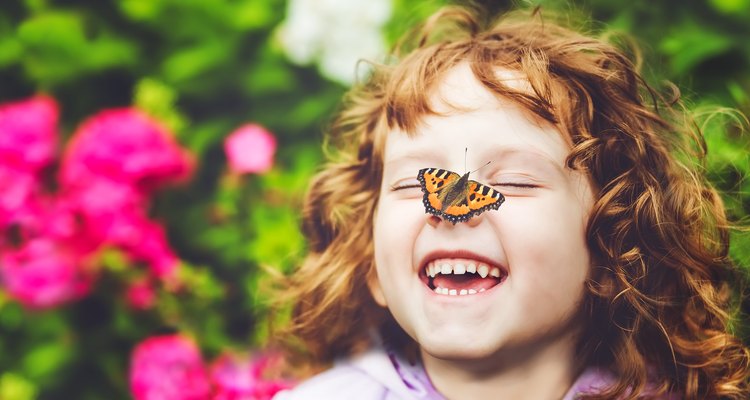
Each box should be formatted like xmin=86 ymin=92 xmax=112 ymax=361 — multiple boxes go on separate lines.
xmin=418 ymin=249 xmax=508 ymax=276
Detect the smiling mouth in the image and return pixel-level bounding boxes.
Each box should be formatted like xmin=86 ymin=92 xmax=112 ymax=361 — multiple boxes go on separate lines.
xmin=421 ymin=258 xmax=507 ymax=296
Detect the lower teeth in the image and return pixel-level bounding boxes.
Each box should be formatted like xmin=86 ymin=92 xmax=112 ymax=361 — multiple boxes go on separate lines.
xmin=433 ymin=287 xmax=484 ymax=296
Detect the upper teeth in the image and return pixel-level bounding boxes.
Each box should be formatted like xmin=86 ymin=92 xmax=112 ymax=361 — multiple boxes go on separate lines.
xmin=426 ymin=260 xmax=502 ymax=279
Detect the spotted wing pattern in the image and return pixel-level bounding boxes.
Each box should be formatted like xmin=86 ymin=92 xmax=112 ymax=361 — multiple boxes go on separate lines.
xmin=465 ymin=180 xmax=505 ymax=218
xmin=417 ymin=167 xmax=505 ymax=224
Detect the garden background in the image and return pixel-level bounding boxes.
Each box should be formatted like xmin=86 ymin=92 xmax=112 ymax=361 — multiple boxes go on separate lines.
xmin=1 ymin=0 xmax=749 ymax=399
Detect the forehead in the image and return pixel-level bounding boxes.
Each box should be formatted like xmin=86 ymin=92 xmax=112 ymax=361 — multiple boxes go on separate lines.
xmin=382 ymin=64 xmax=569 ymax=170
xmin=430 ymin=63 xmax=535 ymax=113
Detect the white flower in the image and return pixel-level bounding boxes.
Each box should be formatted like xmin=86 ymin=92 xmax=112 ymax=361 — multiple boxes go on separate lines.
xmin=278 ymin=0 xmax=393 ymax=85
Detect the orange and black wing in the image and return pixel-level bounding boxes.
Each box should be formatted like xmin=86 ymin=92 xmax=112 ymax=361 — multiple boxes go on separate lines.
xmin=426 ymin=180 xmax=504 ymax=224
xmin=465 ymin=180 xmax=504 ymax=219
xmin=418 ymin=168 xmax=505 ymax=224
xmin=417 ymin=168 xmax=461 ymax=219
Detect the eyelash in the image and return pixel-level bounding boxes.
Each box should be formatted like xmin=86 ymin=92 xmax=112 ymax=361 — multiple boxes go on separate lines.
xmin=490 ymin=182 xmax=539 ymax=189
xmin=390 ymin=183 xmax=421 ymax=191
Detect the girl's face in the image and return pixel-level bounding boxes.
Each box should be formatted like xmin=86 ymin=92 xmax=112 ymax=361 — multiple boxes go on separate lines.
xmin=370 ymin=64 xmax=595 ymax=364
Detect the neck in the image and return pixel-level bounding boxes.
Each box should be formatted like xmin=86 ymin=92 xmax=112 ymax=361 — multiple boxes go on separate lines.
xmin=421 ymin=331 xmax=581 ymax=400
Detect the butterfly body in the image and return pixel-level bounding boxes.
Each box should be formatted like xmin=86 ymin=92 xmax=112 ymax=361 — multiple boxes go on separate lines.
xmin=417 ymin=167 xmax=505 ymax=224
xmin=436 ymin=171 xmax=470 ymax=211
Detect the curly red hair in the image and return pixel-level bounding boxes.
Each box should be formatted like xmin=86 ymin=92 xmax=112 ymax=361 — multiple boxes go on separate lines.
xmin=277 ymin=6 xmax=750 ymax=398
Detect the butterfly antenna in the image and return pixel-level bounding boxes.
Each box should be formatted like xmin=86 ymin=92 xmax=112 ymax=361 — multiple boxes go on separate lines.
xmin=470 ymin=160 xmax=492 ymax=174
xmin=464 ymin=148 xmax=468 ymax=173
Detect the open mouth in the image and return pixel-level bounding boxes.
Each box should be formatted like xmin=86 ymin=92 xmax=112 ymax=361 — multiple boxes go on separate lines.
xmin=420 ymin=258 xmax=507 ymax=296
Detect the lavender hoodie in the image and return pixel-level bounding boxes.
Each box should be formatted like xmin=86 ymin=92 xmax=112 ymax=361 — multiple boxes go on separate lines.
xmin=273 ymin=347 xmax=616 ymax=400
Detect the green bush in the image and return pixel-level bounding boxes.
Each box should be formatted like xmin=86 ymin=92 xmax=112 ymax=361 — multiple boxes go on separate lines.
xmin=0 ymin=0 xmax=748 ymax=398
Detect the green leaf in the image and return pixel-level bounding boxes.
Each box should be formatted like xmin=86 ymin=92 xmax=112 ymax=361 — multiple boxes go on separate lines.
xmin=16 ymin=12 xmax=138 ymax=84
xmin=730 ymin=230 xmax=750 ymax=268
xmin=659 ymin=21 xmax=734 ymax=76
xmin=0 ymin=301 xmax=24 ymax=330
xmin=117 ymin=0 xmax=166 ymax=21
xmin=0 ymin=373 xmax=38 ymax=400
xmin=247 ymin=203 xmax=305 ymax=270
xmin=162 ymin=40 xmax=233 ymax=83
xmin=82 ymin=36 xmax=139 ymax=70
xmin=174 ymin=262 xmax=225 ymax=301
xmin=22 ymin=342 xmax=73 ymax=380
xmin=727 ymin=81 xmax=749 ymax=105
xmin=231 ymin=0 xmax=276 ymax=31
xmin=263 ymin=143 xmax=322 ymax=196
xmin=0 ymin=37 xmax=22 ymax=67
xmin=23 ymin=0 xmax=48 ymax=13
xmin=708 ymin=0 xmax=750 ymax=14
xmin=17 ymin=12 xmax=88 ymax=54
xmin=243 ymin=57 xmax=297 ymax=96
xmin=134 ymin=77 xmax=188 ymax=134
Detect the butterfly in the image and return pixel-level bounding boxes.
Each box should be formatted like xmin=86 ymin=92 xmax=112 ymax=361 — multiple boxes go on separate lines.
xmin=417 ymin=167 xmax=505 ymax=224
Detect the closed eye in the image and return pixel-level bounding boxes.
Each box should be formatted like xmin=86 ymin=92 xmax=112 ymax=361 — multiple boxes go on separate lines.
xmin=490 ymin=182 xmax=539 ymax=189
xmin=391 ymin=183 xmax=421 ymax=191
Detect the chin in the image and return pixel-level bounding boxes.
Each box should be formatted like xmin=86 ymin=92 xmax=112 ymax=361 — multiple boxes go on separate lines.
xmin=419 ymin=335 xmax=502 ymax=361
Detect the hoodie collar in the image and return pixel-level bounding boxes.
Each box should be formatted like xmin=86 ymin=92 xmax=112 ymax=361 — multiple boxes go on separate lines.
xmin=344 ymin=345 xmax=615 ymax=400
xmin=345 ymin=346 xmax=445 ymax=399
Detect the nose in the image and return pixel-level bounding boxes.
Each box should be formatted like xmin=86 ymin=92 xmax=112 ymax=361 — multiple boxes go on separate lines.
xmin=427 ymin=214 xmax=441 ymax=228
xmin=465 ymin=212 xmax=483 ymax=227
xmin=426 ymin=212 xmax=484 ymax=228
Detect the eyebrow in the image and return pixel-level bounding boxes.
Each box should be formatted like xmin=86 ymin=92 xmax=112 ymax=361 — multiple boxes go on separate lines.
xmin=384 ymin=147 xmax=445 ymax=164
xmin=491 ymin=148 xmax=564 ymax=174
xmin=385 ymin=146 xmax=564 ymax=174
xmin=381 ymin=152 xmax=440 ymax=186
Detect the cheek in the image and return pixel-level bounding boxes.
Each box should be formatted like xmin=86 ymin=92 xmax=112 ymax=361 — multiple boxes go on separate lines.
xmin=372 ymin=196 xmax=424 ymax=281
xmin=498 ymin=197 xmax=590 ymax=298
xmin=374 ymin=195 xmax=423 ymax=248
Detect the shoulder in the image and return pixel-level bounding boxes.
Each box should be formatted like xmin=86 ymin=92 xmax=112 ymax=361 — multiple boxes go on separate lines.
xmin=563 ymin=367 xmax=617 ymax=399
xmin=273 ymin=347 xmax=436 ymax=400
xmin=272 ymin=363 xmax=389 ymax=400
xmin=564 ymin=367 xmax=680 ymax=400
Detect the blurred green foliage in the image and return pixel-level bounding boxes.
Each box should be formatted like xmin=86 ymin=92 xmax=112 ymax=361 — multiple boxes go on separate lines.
xmin=0 ymin=0 xmax=749 ymax=398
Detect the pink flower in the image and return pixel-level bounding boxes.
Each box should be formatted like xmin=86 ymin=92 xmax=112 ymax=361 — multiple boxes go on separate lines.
xmin=108 ymin=214 xmax=180 ymax=280
xmin=0 ymin=96 xmax=59 ymax=231
xmin=126 ymin=278 xmax=156 ymax=310
xmin=210 ymin=353 xmax=292 ymax=400
xmin=62 ymin=178 xmax=146 ymax=217
xmin=130 ymin=334 xmax=211 ymax=400
xmin=0 ymin=238 xmax=93 ymax=309
xmin=54 ymin=180 xmax=179 ymax=280
xmin=55 ymin=179 xmax=146 ymax=250
xmin=223 ymin=124 xmax=276 ymax=174
xmin=61 ymin=108 xmax=193 ymax=194
xmin=0 ymin=165 xmax=39 ymax=232
xmin=0 ymin=192 xmax=67 ymax=251
xmin=0 ymin=95 xmax=59 ymax=173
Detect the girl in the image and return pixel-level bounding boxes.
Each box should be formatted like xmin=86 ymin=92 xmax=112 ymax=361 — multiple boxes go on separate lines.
xmin=273 ymin=5 xmax=750 ymax=399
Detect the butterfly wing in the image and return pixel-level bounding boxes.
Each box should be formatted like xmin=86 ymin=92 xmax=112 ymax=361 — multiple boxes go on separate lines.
xmin=465 ymin=180 xmax=505 ymax=217
xmin=435 ymin=181 xmax=504 ymax=224
xmin=418 ymin=168 xmax=462 ymax=218
xmin=418 ymin=168 xmax=505 ymax=224
xmin=441 ymin=201 xmax=472 ymax=223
